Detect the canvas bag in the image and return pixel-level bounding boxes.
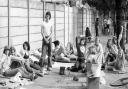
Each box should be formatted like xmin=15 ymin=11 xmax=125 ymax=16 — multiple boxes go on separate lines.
xmin=87 ymin=62 xmax=101 ymax=77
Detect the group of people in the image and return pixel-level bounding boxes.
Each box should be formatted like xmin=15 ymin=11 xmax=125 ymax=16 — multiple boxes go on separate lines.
xmin=103 ymin=36 xmax=126 ymax=72
xmin=0 ymin=11 xmax=54 ymax=81
xmin=0 ymin=42 xmax=44 ymax=81
xmin=0 ymin=11 xmax=79 ymax=81
xmin=103 ymin=17 xmax=114 ymax=35
xmin=0 ymin=11 xmax=127 ymax=85
xmin=68 ymin=37 xmax=127 ymax=84
xmin=0 ymin=36 xmax=104 ymax=81
xmin=69 ymin=36 xmax=104 ymax=77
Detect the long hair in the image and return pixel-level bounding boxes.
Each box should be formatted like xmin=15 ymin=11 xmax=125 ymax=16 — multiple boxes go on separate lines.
xmin=79 ymin=38 xmax=86 ymax=46
xmin=67 ymin=42 xmax=73 ymax=50
xmin=10 ymin=46 xmax=16 ymax=53
xmin=3 ymin=46 xmax=10 ymax=56
xmin=53 ymin=40 xmax=60 ymax=47
xmin=23 ymin=41 xmax=30 ymax=51
xmin=112 ymin=36 xmax=117 ymax=45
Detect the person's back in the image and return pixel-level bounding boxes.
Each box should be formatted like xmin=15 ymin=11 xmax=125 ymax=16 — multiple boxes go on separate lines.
xmin=95 ymin=18 xmax=99 ymax=36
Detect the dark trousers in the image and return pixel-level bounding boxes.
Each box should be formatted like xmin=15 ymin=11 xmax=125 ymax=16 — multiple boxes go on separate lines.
xmin=40 ymin=37 xmax=52 ymax=68
xmin=95 ymin=27 xmax=99 ymax=36
xmin=30 ymin=62 xmax=42 ymax=71
xmin=23 ymin=62 xmax=42 ymax=73
xmin=126 ymin=30 xmax=128 ymax=43
xmin=10 ymin=59 xmax=42 ymax=73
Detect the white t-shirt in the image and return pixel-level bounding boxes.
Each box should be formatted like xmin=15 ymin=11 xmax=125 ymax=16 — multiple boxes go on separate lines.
xmin=41 ymin=20 xmax=53 ymax=36
xmin=0 ymin=54 xmax=11 ymax=72
xmin=107 ymin=18 xmax=112 ymax=25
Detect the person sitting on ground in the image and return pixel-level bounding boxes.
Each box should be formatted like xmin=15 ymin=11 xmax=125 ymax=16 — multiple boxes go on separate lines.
xmin=69 ymin=37 xmax=87 ymax=72
xmin=104 ymin=39 xmax=118 ymax=70
xmin=31 ymin=48 xmax=42 ymax=60
xmin=52 ymin=40 xmax=70 ymax=63
xmin=10 ymin=45 xmax=43 ymax=77
xmin=85 ymin=27 xmax=92 ymax=42
xmin=10 ymin=46 xmax=23 ymax=69
xmin=19 ymin=41 xmax=44 ymax=76
xmin=0 ymin=46 xmax=38 ymax=81
xmin=106 ymin=44 xmax=126 ymax=72
xmin=115 ymin=45 xmax=126 ymax=72
xmin=125 ymin=49 xmax=128 ymax=61
xmin=86 ymin=37 xmax=104 ymax=77
xmin=65 ymin=42 xmax=77 ymax=61
xmin=76 ymin=36 xmax=87 ymax=58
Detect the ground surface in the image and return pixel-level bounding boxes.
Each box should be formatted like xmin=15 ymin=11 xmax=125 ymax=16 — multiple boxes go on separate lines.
xmin=1 ymin=36 xmax=128 ymax=89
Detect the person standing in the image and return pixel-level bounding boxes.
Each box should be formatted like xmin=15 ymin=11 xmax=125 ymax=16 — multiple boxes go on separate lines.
xmin=107 ymin=17 xmax=113 ymax=35
xmin=95 ymin=18 xmax=99 ymax=36
xmin=41 ymin=11 xmax=53 ymax=72
xmin=85 ymin=27 xmax=91 ymax=41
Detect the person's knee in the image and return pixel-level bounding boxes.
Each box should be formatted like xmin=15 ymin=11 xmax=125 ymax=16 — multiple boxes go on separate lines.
xmin=63 ymin=57 xmax=70 ymax=62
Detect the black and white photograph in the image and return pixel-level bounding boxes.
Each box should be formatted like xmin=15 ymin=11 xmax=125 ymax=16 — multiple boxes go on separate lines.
xmin=0 ymin=0 xmax=128 ymax=89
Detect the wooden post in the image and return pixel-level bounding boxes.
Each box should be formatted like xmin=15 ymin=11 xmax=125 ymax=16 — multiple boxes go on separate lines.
xmin=27 ymin=0 xmax=30 ymax=43
xmin=8 ymin=0 xmax=10 ymax=46
xmin=82 ymin=7 xmax=84 ymax=35
xmin=54 ymin=2 xmax=56 ymax=40
xmin=64 ymin=4 xmax=65 ymax=46
xmin=86 ymin=9 xmax=87 ymax=30
xmin=68 ymin=6 xmax=69 ymax=42
xmin=75 ymin=8 xmax=78 ymax=36
xmin=43 ymin=0 xmax=45 ymax=21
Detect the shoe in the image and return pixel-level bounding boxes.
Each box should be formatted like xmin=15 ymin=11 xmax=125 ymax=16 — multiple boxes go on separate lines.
xmin=36 ymin=72 xmax=44 ymax=77
xmin=43 ymin=70 xmax=49 ymax=75
xmin=47 ymin=67 xmax=52 ymax=71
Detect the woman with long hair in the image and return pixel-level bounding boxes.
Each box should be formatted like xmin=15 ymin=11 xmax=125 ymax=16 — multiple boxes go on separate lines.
xmin=104 ymin=39 xmax=118 ymax=65
xmin=20 ymin=41 xmax=44 ymax=76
